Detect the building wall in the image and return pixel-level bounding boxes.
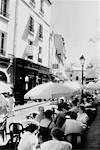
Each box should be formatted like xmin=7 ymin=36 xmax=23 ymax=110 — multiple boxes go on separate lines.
xmin=0 ymin=0 xmax=16 ymax=57
xmin=12 ymin=0 xmax=51 ymax=68
xmin=65 ymin=69 xmax=86 ymax=84
xmin=49 ymin=31 xmax=67 ymax=80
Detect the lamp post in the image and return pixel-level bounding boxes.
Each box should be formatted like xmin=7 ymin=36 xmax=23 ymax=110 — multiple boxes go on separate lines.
xmin=80 ymin=55 xmax=85 ymax=103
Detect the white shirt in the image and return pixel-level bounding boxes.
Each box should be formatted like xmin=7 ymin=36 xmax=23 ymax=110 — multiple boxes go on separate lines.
xmin=18 ymin=131 xmax=38 ymax=150
xmin=76 ymin=113 xmax=89 ymax=124
xmin=40 ymin=139 xmax=72 ymax=150
xmin=62 ymin=119 xmax=84 ymax=135
xmin=39 ymin=118 xmax=51 ymax=128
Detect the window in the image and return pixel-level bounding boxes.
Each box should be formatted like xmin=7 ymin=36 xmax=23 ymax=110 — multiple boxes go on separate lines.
xmin=38 ymin=46 xmax=42 ymax=63
xmin=0 ymin=0 xmax=8 ymax=17
xmin=29 ymin=17 xmax=34 ymax=33
xmin=40 ymin=0 xmax=44 ymax=14
xmin=0 ymin=33 xmax=6 ymax=55
xmin=39 ymin=24 xmax=43 ymax=39
xmin=27 ymin=41 xmax=33 ymax=59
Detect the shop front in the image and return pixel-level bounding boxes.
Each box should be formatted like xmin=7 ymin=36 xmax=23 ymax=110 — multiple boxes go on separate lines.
xmin=12 ymin=58 xmax=50 ymax=105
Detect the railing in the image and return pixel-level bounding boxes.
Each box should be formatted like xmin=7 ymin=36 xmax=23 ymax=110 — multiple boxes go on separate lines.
xmin=0 ymin=9 xmax=9 ymax=18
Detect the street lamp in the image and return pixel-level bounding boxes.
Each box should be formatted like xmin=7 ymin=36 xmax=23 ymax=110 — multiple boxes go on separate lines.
xmin=80 ymin=55 xmax=85 ymax=84
xmin=80 ymin=55 xmax=85 ymax=103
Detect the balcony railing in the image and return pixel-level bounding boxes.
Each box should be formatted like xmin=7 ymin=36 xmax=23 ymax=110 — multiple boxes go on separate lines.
xmin=0 ymin=9 xmax=9 ymax=18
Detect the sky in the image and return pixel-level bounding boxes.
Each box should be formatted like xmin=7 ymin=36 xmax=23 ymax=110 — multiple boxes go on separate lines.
xmin=51 ymin=0 xmax=100 ymax=67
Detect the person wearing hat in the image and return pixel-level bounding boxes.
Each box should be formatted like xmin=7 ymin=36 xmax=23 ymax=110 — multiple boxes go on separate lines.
xmin=40 ymin=127 xmax=72 ymax=150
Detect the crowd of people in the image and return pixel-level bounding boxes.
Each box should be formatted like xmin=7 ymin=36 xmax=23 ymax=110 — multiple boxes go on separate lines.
xmin=17 ymin=90 xmax=99 ymax=150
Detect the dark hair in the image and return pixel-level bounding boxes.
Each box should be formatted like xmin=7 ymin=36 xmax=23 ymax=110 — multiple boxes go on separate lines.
xmin=72 ymin=100 xmax=78 ymax=106
xmin=70 ymin=112 xmax=77 ymax=119
xmin=80 ymin=104 xmax=85 ymax=112
xmin=44 ymin=110 xmax=53 ymax=119
xmin=25 ymin=123 xmax=38 ymax=133
xmin=51 ymin=127 xmax=64 ymax=140
xmin=59 ymin=99 xmax=64 ymax=103
xmin=86 ymin=97 xmax=91 ymax=103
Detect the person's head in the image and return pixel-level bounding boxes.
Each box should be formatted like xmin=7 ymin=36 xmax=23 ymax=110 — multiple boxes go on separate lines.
xmin=51 ymin=127 xmax=64 ymax=141
xmin=25 ymin=123 xmax=38 ymax=133
xmin=38 ymin=106 xmax=44 ymax=115
xmin=59 ymin=98 xmax=64 ymax=104
xmin=44 ymin=110 xmax=53 ymax=119
xmin=86 ymin=97 xmax=90 ymax=103
xmin=79 ymin=104 xmax=85 ymax=113
xmin=72 ymin=99 xmax=78 ymax=106
xmin=70 ymin=112 xmax=77 ymax=119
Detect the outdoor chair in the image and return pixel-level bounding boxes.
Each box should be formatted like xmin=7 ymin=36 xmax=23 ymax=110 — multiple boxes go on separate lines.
xmin=85 ymin=108 xmax=96 ymax=126
xmin=0 ymin=117 xmax=7 ymax=142
xmin=6 ymin=122 xmax=24 ymax=149
xmin=38 ymin=126 xmax=52 ymax=142
xmin=64 ymin=129 xmax=88 ymax=148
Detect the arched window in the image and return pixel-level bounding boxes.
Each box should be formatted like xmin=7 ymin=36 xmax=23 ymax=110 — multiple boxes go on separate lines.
xmin=0 ymin=71 xmax=7 ymax=82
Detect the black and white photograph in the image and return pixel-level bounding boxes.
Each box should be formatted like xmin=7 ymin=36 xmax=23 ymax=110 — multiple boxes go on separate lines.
xmin=0 ymin=0 xmax=100 ymax=149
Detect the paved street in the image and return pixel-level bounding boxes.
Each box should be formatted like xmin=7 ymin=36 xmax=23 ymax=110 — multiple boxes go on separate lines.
xmin=6 ymin=101 xmax=53 ymax=131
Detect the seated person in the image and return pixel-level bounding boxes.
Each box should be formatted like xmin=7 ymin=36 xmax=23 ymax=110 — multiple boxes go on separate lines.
xmin=58 ymin=98 xmax=69 ymax=112
xmin=18 ymin=123 xmax=38 ymax=150
xmin=84 ymin=97 xmax=93 ymax=108
xmin=68 ymin=98 xmax=79 ymax=113
xmin=40 ymin=127 xmax=72 ymax=150
xmin=93 ymin=92 xmax=99 ymax=109
xmin=62 ymin=113 xmax=86 ymax=135
xmin=35 ymin=106 xmax=45 ymax=123
xmin=39 ymin=109 xmax=53 ymax=128
xmin=39 ymin=110 xmax=53 ymax=142
xmin=76 ymin=104 xmax=89 ymax=125
xmin=53 ymin=113 xmax=66 ymax=129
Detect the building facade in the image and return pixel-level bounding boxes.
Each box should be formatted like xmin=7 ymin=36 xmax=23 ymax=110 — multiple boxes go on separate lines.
xmin=49 ymin=31 xmax=68 ymax=81
xmin=0 ymin=0 xmax=52 ymax=104
xmin=0 ymin=0 xmax=16 ymax=83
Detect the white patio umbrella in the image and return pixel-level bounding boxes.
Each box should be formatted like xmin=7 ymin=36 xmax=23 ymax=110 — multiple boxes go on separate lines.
xmin=0 ymin=81 xmax=12 ymax=94
xmin=24 ymin=81 xmax=77 ymax=100
xmin=64 ymin=81 xmax=82 ymax=90
xmin=94 ymin=80 xmax=100 ymax=90
xmin=84 ymin=82 xmax=97 ymax=90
